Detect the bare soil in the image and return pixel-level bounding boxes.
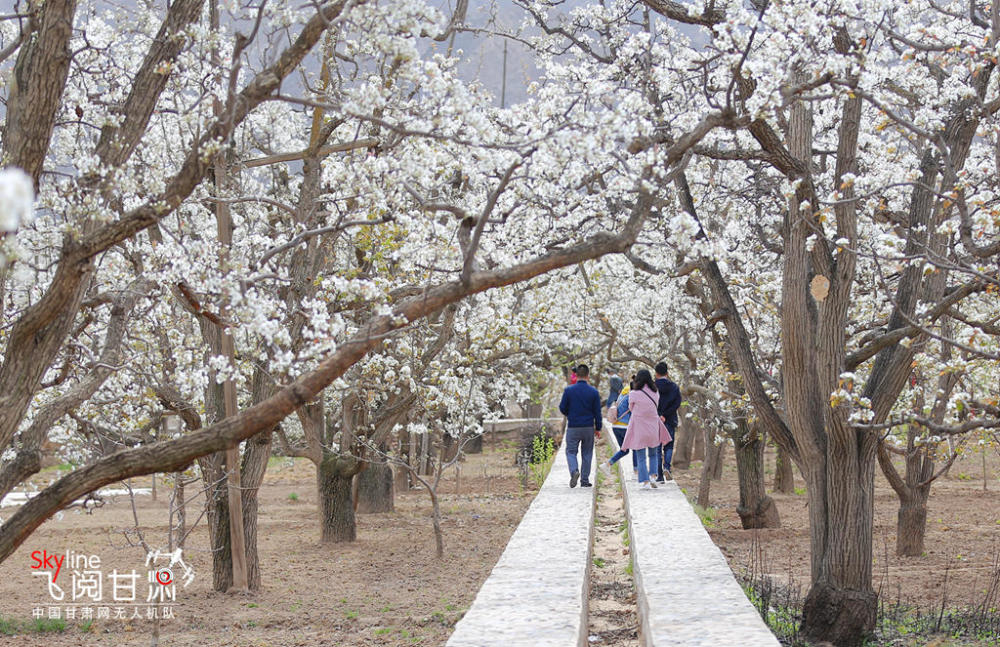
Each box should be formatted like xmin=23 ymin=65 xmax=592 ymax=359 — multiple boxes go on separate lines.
xmin=587 ymin=438 xmax=639 ymax=647
xmin=0 ymin=443 xmax=534 ymax=646
xmin=672 ymin=445 xmax=1000 ymax=611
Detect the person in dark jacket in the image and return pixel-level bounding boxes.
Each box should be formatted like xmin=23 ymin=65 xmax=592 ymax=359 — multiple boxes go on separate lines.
xmin=654 ymin=361 xmax=681 ymax=481
xmin=558 ymin=364 xmax=602 ymax=488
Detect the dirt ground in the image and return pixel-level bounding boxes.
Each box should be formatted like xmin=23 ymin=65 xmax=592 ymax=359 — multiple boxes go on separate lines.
xmin=587 ymin=438 xmax=639 ymax=647
xmin=0 ymin=442 xmax=534 ymax=646
xmin=672 ymin=444 xmax=1000 ymax=611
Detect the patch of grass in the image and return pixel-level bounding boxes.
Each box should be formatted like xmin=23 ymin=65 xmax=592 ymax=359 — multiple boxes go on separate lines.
xmin=30 ymin=618 xmax=67 ymax=633
xmin=593 ymin=557 xmax=606 ymax=568
xmin=793 ymin=486 xmax=807 ymax=496
xmin=287 ymin=492 xmax=299 ymax=502
xmin=374 ymin=627 xmax=392 ymax=635
xmin=379 ymin=605 xmax=392 ymax=613
xmin=618 ymin=519 xmax=631 ymax=547
xmin=246 ymin=602 xmax=258 ymax=608
xmin=624 ymin=561 xmax=633 ymax=577
xmin=79 ymin=619 xmax=94 ymax=634
xmin=692 ymin=503 xmax=717 ymax=528
xmin=345 ymin=610 xmax=359 ymax=620
xmin=0 ymin=617 xmax=68 ymax=635
xmin=289 ymin=600 xmax=302 ymax=612
xmin=0 ymin=617 xmax=17 ymax=635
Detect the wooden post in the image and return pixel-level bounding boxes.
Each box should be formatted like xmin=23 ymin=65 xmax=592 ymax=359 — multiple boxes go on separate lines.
xmin=210 ymin=0 xmax=247 ymax=591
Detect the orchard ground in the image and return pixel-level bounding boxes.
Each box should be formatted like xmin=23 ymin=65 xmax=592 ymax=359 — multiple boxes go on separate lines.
xmin=0 ymin=443 xmax=532 ymax=646
xmin=1 ymin=439 xmax=998 ymax=646
xmin=676 ymin=444 xmax=1000 ymax=642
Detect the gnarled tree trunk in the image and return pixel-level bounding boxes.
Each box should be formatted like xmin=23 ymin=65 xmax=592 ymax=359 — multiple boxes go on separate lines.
xmin=711 ymin=440 xmax=725 ymax=480
xmin=318 ymin=451 xmax=361 ymax=542
xmin=240 ymin=428 xmax=272 ymax=591
xmin=773 ymin=443 xmax=795 ymax=494
xmin=356 ymin=454 xmax=394 ymax=514
xmin=199 ymin=453 xmax=234 ymax=592
xmin=733 ymin=421 xmax=780 ymax=529
xmin=696 ymin=427 xmax=724 ymax=509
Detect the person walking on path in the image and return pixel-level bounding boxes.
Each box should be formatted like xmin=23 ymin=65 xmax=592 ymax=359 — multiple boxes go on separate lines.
xmin=616 ymin=369 xmax=671 ymax=489
xmin=654 ymin=362 xmax=682 ymax=482
xmin=558 ymin=364 xmax=602 ymax=488
xmin=601 ymin=378 xmax=637 ymax=476
xmin=605 ymin=367 xmax=624 ymax=408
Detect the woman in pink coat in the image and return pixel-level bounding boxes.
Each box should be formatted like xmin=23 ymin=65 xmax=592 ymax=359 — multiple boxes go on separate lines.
xmin=622 ymin=369 xmax=672 ymax=489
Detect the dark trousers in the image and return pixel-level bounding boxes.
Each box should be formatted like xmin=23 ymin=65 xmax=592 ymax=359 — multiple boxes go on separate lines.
xmin=565 ymin=426 xmax=595 ymax=484
xmin=611 ymin=427 xmax=637 ymax=468
xmin=662 ymin=438 xmax=675 ymax=473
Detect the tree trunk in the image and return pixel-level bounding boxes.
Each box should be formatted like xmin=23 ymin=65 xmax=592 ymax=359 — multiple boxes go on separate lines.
xmin=799 ymin=452 xmax=878 ymax=647
xmin=671 ymin=422 xmax=693 ymax=470
xmin=169 ymin=472 xmax=186 ymax=552
xmin=199 ymin=454 xmax=233 ymax=592
xmin=733 ymin=422 xmax=780 ymax=529
xmin=441 ymin=433 xmax=459 ymax=462
xmin=696 ymin=428 xmax=722 ymax=509
xmin=692 ymin=425 xmax=705 ymax=462
xmin=430 ymin=487 xmax=444 ymax=559
xmin=240 ymin=429 xmax=272 ymax=592
xmin=422 ymin=432 xmax=435 ymax=475
xmin=356 ymin=458 xmax=394 ymax=514
xmin=465 ymin=432 xmax=483 ymax=455
xmin=774 ymin=443 xmax=795 ymax=494
xmin=878 ymin=430 xmax=937 ymax=558
xmin=317 ymin=452 xmax=358 ymax=542
xmin=711 ymin=439 xmax=725 ymax=480
xmin=896 ymin=494 xmax=928 ymax=557
xmin=395 ymin=427 xmax=411 ymax=493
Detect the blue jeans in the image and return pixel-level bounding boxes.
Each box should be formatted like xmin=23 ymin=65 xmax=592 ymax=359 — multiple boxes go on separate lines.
xmin=565 ymin=426 xmax=595 ymax=484
xmin=610 ymin=427 xmax=637 ymax=468
xmin=662 ymin=439 xmax=674 ymax=473
xmin=649 ymin=444 xmax=662 ymax=478
xmin=634 ymin=447 xmax=651 ymax=483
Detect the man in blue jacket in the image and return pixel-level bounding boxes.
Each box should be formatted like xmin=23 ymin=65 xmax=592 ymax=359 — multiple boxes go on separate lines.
xmin=654 ymin=362 xmax=681 ymax=481
xmin=558 ymin=364 xmax=602 ymax=488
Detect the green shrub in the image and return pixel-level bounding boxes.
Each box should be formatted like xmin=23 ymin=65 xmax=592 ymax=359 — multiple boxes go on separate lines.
xmin=529 ymin=433 xmax=555 ymax=488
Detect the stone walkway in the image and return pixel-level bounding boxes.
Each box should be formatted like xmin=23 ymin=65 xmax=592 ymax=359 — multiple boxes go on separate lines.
xmin=610 ymin=434 xmax=781 ymax=647
xmin=447 ymin=432 xmax=596 ymax=647
xmin=448 ymin=426 xmax=780 ymax=647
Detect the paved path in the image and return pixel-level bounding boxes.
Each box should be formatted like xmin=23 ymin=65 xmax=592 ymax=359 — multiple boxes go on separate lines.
xmin=610 ymin=434 xmax=781 ymax=647
xmin=448 ymin=422 xmax=780 ymax=647
xmin=447 ymin=432 xmax=596 ymax=647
